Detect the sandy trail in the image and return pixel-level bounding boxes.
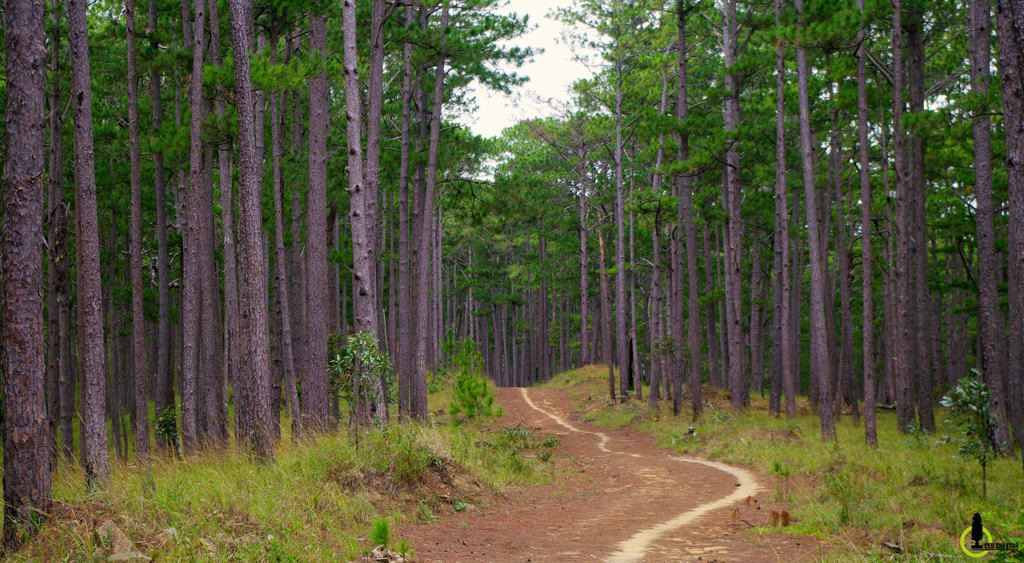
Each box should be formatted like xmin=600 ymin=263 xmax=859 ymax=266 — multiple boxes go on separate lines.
xmin=398 ymin=387 xmax=823 ymax=562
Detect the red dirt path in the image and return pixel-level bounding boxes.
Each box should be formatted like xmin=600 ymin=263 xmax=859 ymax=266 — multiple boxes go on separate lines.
xmin=398 ymin=387 xmax=828 ymax=562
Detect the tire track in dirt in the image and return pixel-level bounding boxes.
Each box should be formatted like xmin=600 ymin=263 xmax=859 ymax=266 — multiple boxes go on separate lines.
xmin=398 ymin=387 xmax=824 ymax=562
xmin=519 ymin=388 xmax=761 ymax=563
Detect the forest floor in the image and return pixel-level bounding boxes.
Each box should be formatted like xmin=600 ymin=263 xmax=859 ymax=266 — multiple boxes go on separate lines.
xmin=398 ymin=386 xmax=826 ymax=562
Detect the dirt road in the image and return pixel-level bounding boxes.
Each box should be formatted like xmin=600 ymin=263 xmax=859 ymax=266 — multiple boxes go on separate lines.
xmin=399 ymin=387 xmax=826 ymax=562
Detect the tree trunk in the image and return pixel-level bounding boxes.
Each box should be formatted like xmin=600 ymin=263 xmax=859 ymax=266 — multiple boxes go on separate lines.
xmin=397 ymin=2 xmax=414 ymax=416
xmin=67 ymin=0 xmax=111 ymax=486
xmin=796 ymin=0 xmax=835 ymax=439
xmin=48 ymin=0 xmax=74 ymax=462
xmin=599 ymin=225 xmax=615 ymax=402
xmin=906 ymin=6 xmax=934 ymax=432
xmin=412 ymin=7 xmax=449 ymax=418
xmin=270 ymin=46 xmax=301 ymax=438
xmin=614 ymin=54 xmax=629 ymax=400
xmin=304 ymin=12 xmax=333 ymax=431
xmin=125 ymin=0 xmax=149 ymax=459
xmin=207 ymin=0 xmax=238 ymax=441
xmin=180 ymin=0 xmax=206 ymax=453
xmin=579 ymin=163 xmax=590 ymax=367
xmin=857 ymin=0 xmax=878 ymax=447
xmin=365 ymin=0 xmax=388 ymax=344
xmin=891 ymin=0 xmax=917 ymax=434
xmin=722 ymin=0 xmax=746 ymax=410
xmin=3 ymin=0 xmax=52 ymax=546
xmin=973 ymin=0 xmax=1007 ymax=444
xmin=228 ymin=0 xmax=274 ymax=460
xmin=775 ymin=0 xmax=795 ymax=418
xmin=995 ymin=0 xmax=1024 ymax=456
xmin=148 ymin=0 xmax=174 ymax=451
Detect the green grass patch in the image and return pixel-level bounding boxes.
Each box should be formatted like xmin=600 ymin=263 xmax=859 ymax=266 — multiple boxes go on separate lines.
xmin=549 ymin=365 xmax=1024 ymax=562
xmin=11 ymin=388 xmax=558 ymax=562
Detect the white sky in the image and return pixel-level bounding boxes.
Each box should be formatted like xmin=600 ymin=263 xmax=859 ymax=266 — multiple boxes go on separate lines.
xmin=454 ymin=0 xmax=597 ymax=139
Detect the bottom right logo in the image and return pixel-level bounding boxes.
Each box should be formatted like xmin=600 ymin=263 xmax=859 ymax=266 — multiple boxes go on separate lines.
xmin=960 ymin=512 xmax=1022 ymax=559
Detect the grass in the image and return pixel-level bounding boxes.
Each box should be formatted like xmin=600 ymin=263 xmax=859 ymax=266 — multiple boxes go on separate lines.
xmin=545 ymin=365 xmax=1024 ymax=562
xmin=7 ymin=378 xmax=558 ymax=562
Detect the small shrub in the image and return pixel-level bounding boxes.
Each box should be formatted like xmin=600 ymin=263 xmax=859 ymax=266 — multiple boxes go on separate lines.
xmin=445 ymin=338 xmax=502 ymax=424
xmin=940 ymin=370 xmax=999 ymax=499
xmin=368 ymin=518 xmax=392 ymax=549
xmin=328 ymin=331 xmax=394 ymax=425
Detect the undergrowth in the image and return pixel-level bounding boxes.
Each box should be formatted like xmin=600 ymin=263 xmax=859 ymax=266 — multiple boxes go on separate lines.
xmin=546 ymin=365 xmax=1024 ymax=562
xmin=7 ymin=384 xmax=557 ymax=562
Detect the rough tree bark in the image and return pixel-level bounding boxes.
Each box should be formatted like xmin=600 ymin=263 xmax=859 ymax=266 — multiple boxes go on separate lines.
xmin=227 ymin=0 xmax=274 ymax=460
xmin=270 ymin=58 xmax=302 ymax=438
xmin=305 ymin=13 xmax=332 ymax=431
xmin=675 ymin=4 xmax=702 ymax=416
xmin=180 ymin=0 xmax=206 ymax=453
xmin=412 ymin=6 xmax=449 ymax=419
xmin=722 ymin=0 xmax=746 ymax=410
xmin=995 ymin=0 xmax=1024 ymax=456
xmin=774 ymin=0 xmax=795 ymax=418
xmin=207 ymin=0 xmax=240 ymax=439
xmin=892 ymin=0 xmax=916 ymax=433
xmin=148 ymin=0 xmax=174 ymax=450
xmin=857 ymin=0 xmax=877 ymax=447
xmin=796 ymin=0 xmax=835 ymax=439
xmin=125 ymin=0 xmax=149 ymax=459
xmin=397 ymin=3 xmax=414 ymax=416
xmin=3 ymin=0 xmax=52 ymax=546
xmin=67 ymin=0 xmax=111 ymax=486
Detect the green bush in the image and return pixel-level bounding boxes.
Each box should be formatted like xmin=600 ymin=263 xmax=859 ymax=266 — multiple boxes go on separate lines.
xmin=940 ymin=370 xmax=1000 ymax=499
xmin=445 ymin=338 xmax=502 ymax=424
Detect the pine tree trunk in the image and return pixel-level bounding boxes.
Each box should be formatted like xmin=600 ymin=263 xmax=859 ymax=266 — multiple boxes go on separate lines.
xmin=3 ymin=0 xmax=53 ymax=546
xmin=148 ymin=0 xmax=174 ymax=451
xmin=48 ymin=1 xmax=74 ymax=462
xmin=397 ymin=2 xmax=414 ymax=415
xmin=972 ymin=0 xmax=1007 ymax=445
xmin=305 ymin=12 xmax=333 ymax=430
xmin=995 ymin=0 xmax=1024 ymax=456
xmin=775 ymin=0 xmax=795 ymax=418
xmin=271 ymin=56 xmax=301 ymax=438
xmin=891 ymin=0 xmax=917 ymax=433
xmin=907 ymin=8 xmax=934 ymax=432
xmin=228 ymin=0 xmax=274 ymax=460
xmin=180 ymin=0 xmax=206 ymax=453
xmin=207 ymin=0 xmax=239 ymax=441
xmin=857 ymin=0 xmax=878 ymax=446
xmin=412 ymin=7 xmax=449 ymax=418
xmin=599 ymin=226 xmax=615 ymax=402
xmin=796 ymin=0 xmax=835 ymax=439
xmin=124 ymin=0 xmax=149 ymax=459
xmin=67 ymin=0 xmax=111 ymax=485
xmin=614 ymin=56 xmax=629 ymax=400
xmin=722 ymin=0 xmax=746 ymax=410
xmin=579 ymin=162 xmax=590 ymax=366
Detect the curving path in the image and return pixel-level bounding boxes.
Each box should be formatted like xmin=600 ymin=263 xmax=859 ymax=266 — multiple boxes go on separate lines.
xmin=398 ymin=387 xmax=823 ymax=562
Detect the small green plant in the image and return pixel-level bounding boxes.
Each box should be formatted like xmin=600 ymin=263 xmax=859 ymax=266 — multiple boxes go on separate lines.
xmin=395 ymin=538 xmax=415 ymax=560
xmin=368 ymin=518 xmax=393 ymax=550
xmin=417 ymin=499 xmax=436 ymax=522
xmin=771 ymin=461 xmax=792 ymax=502
xmin=328 ymin=331 xmax=394 ymax=424
xmin=446 ymin=338 xmax=502 ymax=424
xmin=155 ymin=405 xmax=180 ymax=457
xmin=454 ymin=501 xmax=468 ymax=512
xmin=535 ymin=437 xmax=560 ymax=462
xmin=940 ymin=370 xmax=1000 ymax=499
